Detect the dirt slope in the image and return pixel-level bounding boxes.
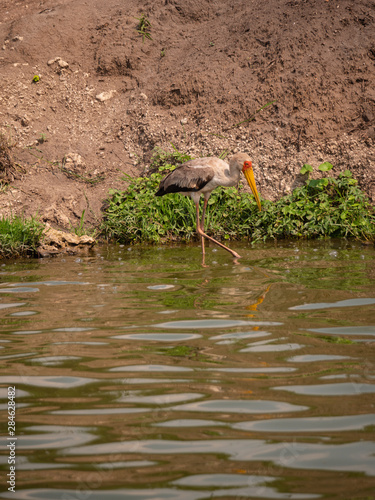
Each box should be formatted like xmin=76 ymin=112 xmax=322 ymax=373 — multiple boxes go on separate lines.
xmin=0 ymin=0 xmax=374 ymax=229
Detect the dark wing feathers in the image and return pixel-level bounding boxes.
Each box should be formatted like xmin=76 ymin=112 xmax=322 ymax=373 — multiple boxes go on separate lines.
xmin=155 ymin=164 xmax=215 ymax=196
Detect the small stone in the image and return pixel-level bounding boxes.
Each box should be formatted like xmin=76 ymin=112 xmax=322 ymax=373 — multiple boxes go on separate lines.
xmin=95 ymin=90 xmax=116 ymax=102
xmin=47 ymin=57 xmax=61 ymax=65
xmin=21 ymin=116 xmax=30 ymax=127
xmin=58 ymin=59 xmax=69 ymax=68
xmin=63 ymin=153 xmax=86 ymax=173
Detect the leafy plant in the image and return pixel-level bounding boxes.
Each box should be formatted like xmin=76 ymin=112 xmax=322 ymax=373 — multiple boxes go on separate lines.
xmin=252 ymin=166 xmax=375 ymax=242
xmin=38 ymin=133 xmax=47 ymax=144
xmin=300 ymin=161 xmax=332 ymax=179
xmin=101 ymin=151 xmax=375 ymax=245
xmin=0 ymin=215 xmax=44 ymax=259
xmin=32 ymin=75 xmax=40 ymax=83
xmin=135 ymin=14 xmax=152 ymax=42
xmin=299 ymin=163 xmax=313 ymax=177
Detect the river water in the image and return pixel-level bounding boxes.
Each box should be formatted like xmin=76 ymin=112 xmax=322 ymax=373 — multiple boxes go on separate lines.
xmin=0 ymin=240 xmax=375 ymax=499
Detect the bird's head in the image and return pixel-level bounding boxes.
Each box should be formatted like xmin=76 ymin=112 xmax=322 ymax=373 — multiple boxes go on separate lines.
xmin=241 ymin=159 xmax=261 ymax=211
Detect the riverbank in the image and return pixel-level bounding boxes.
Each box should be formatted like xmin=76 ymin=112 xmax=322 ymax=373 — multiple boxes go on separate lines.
xmin=0 ymin=0 xmax=374 ymax=232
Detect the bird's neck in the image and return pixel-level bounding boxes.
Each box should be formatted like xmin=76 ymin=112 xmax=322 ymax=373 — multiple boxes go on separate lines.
xmin=222 ymin=164 xmax=241 ymax=186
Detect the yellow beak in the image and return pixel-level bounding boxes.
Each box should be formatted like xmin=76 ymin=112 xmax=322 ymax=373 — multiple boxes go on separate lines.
xmin=242 ymin=165 xmax=261 ymax=211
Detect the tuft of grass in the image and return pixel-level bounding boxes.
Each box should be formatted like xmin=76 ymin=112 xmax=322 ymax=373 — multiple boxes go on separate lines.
xmin=135 ymin=14 xmax=152 ymax=42
xmin=0 ymin=216 xmax=45 ymax=259
xmin=101 ymin=149 xmax=375 ymax=245
xmin=37 ymin=133 xmax=47 ymax=144
xmin=69 ymin=210 xmax=97 ymax=238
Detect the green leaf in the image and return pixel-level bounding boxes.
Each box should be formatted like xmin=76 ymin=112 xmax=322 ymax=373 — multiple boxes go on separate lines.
xmin=308 ymin=179 xmax=323 ymax=188
xmin=300 ymin=164 xmax=313 ymax=175
xmin=318 ymin=162 xmax=333 ymax=172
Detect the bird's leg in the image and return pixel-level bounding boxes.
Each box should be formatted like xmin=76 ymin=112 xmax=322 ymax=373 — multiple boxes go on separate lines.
xmin=200 ymin=198 xmax=208 ymax=231
xmin=195 ymin=203 xmax=241 ymax=259
xmin=195 ymin=202 xmax=205 ymax=257
xmin=200 ymin=199 xmax=208 ymax=256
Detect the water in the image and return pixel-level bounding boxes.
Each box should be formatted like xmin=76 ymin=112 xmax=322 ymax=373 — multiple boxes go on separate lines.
xmin=0 ymin=240 xmax=375 ymax=499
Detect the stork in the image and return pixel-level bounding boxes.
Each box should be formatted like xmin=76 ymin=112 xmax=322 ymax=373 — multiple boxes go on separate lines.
xmin=155 ymin=153 xmax=261 ymax=260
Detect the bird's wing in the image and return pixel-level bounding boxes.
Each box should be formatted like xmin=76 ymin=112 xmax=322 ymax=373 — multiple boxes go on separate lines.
xmin=155 ymin=163 xmax=216 ymax=195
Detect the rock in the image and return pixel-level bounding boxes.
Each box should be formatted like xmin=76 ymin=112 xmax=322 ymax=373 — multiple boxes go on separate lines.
xmin=20 ymin=115 xmax=30 ymax=127
xmin=37 ymin=224 xmax=96 ymax=257
xmin=47 ymin=56 xmax=69 ymax=69
xmin=58 ymin=59 xmax=69 ymax=68
xmin=63 ymin=153 xmax=86 ymax=173
xmin=42 ymin=204 xmax=71 ymax=227
xmin=47 ymin=56 xmax=62 ymax=65
xmin=95 ymin=90 xmax=116 ymax=102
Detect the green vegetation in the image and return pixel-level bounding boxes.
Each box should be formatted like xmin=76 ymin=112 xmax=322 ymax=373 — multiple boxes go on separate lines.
xmin=32 ymin=75 xmax=40 ymax=83
xmin=69 ymin=210 xmax=98 ymax=238
xmin=37 ymin=133 xmax=47 ymax=144
xmin=135 ymin=14 xmax=152 ymax=42
xmin=0 ymin=216 xmax=44 ymax=259
xmin=101 ymin=149 xmax=375 ymax=245
xmin=253 ymin=164 xmax=375 ymax=242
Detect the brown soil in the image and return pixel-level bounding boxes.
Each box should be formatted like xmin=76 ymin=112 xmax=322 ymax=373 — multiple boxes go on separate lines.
xmin=0 ymin=0 xmax=374 ymax=230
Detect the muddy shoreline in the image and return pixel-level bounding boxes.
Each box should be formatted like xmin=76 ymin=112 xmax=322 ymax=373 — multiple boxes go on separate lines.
xmin=0 ymin=0 xmax=374 ymax=230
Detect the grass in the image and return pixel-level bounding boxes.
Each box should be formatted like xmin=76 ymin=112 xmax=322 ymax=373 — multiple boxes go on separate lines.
xmin=135 ymin=14 xmax=152 ymax=42
xmin=101 ymin=148 xmax=375 ymax=245
xmin=69 ymin=210 xmax=98 ymax=238
xmin=0 ymin=215 xmax=44 ymax=259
